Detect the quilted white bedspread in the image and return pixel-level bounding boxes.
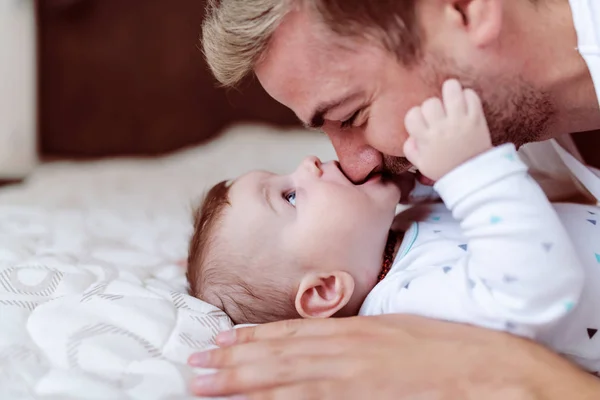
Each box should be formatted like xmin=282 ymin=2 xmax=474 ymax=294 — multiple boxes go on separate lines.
xmin=0 ymin=124 xmax=336 ymax=400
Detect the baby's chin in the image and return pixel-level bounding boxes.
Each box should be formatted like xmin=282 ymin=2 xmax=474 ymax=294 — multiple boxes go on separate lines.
xmin=355 ymin=174 xmax=402 ymax=210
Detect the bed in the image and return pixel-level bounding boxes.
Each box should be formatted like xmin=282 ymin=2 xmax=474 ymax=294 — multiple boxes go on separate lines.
xmin=0 ymin=124 xmax=336 ymax=399
xmin=2 ymin=3 xmax=336 ymax=398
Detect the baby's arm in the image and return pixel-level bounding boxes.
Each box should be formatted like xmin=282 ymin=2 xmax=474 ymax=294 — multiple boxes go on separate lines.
xmin=391 ymin=80 xmax=585 ymax=338
xmin=439 ymin=144 xmax=583 ymax=334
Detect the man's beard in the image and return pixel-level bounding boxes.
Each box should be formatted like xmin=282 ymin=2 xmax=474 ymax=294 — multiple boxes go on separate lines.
xmin=381 ymin=55 xmax=557 ymax=178
xmin=382 ymin=155 xmax=413 ymax=176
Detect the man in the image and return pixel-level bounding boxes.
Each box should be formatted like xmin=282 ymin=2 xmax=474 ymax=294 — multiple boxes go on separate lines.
xmin=189 ymin=0 xmax=600 ymax=398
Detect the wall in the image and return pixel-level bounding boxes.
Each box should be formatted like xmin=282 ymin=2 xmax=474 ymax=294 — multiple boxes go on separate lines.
xmin=37 ymin=0 xmax=299 ymax=158
xmin=0 ymin=0 xmax=37 ymax=179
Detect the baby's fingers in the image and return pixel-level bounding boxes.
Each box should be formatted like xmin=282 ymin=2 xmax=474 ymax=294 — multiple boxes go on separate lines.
xmin=403 ymin=137 xmax=421 ymax=169
xmin=464 ymin=88 xmax=484 ymax=118
xmin=404 ymin=106 xmax=428 ymax=138
xmin=442 ymin=79 xmax=467 ymax=116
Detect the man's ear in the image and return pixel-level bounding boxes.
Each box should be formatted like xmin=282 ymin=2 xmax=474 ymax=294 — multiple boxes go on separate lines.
xmin=445 ymin=0 xmax=503 ymax=47
xmin=294 ymin=271 xmax=355 ymax=319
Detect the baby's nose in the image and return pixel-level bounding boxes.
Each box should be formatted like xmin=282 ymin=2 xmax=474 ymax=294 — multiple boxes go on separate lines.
xmin=300 ymin=156 xmax=323 ymax=177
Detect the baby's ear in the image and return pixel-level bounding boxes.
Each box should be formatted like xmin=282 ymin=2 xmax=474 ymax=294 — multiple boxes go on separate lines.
xmin=295 ymin=271 xmax=354 ymax=319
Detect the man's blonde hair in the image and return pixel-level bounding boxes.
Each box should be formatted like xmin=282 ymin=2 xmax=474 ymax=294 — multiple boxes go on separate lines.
xmin=202 ymin=0 xmax=293 ymax=87
xmin=201 ymin=0 xmax=421 ymax=87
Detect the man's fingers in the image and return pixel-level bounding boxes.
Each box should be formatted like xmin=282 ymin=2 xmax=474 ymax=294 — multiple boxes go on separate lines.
xmin=243 ymin=380 xmax=345 ymax=400
xmin=190 ymin=355 xmax=356 ymax=397
xmin=217 ymin=317 xmax=370 ymax=346
xmin=190 ymin=336 xmax=360 ymax=369
xmin=215 ymin=314 xmax=452 ymax=349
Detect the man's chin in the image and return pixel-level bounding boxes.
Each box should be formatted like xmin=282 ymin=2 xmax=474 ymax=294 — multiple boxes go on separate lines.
xmin=381 ymin=156 xmax=436 ymax=197
xmin=385 ymin=173 xmax=415 ymax=204
xmin=382 ymin=155 xmax=412 ymax=176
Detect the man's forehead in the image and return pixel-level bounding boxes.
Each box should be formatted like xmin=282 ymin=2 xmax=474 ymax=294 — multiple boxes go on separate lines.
xmin=257 ymin=57 xmax=361 ymax=128
xmin=255 ymin=11 xmax=363 ymax=123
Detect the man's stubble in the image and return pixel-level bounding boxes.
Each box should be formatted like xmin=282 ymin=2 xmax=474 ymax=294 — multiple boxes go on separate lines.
xmin=382 ymin=55 xmax=557 ymax=178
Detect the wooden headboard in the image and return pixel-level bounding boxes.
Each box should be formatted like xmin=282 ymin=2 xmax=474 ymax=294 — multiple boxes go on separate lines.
xmin=35 ymin=0 xmax=600 ymax=164
xmin=37 ymin=0 xmax=300 ymax=158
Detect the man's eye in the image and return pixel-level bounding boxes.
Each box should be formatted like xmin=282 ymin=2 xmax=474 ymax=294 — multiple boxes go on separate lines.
xmin=284 ymin=191 xmax=296 ymax=206
xmin=340 ymin=111 xmax=359 ymax=129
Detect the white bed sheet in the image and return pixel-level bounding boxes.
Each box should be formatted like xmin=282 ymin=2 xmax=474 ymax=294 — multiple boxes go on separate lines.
xmin=0 ymin=124 xmax=336 ymax=400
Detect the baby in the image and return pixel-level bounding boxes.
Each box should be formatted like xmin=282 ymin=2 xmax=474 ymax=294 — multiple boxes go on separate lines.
xmin=187 ymin=80 xmax=600 ymax=371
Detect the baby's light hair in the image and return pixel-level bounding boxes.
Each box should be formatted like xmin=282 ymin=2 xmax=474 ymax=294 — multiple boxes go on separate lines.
xmin=187 ymin=180 xmax=300 ymax=324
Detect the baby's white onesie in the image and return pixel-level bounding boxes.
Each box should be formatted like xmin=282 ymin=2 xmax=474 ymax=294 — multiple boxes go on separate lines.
xmin=360 ymin=144 xmax=600 ymax=372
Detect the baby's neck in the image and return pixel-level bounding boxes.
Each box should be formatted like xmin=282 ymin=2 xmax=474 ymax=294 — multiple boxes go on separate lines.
xmin=336 ymin=229 xmax=405 ymax=318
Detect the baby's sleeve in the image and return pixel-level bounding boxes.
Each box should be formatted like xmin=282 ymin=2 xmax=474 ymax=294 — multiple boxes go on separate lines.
xmin=379 ymin=144 xmax=585 ymax=339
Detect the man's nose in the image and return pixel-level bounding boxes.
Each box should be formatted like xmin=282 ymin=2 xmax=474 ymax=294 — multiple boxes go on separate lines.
xmin=335 ymin=144 xmax=382 ymax=184
xmin=325 ymin=127 xmax=384 ymax=183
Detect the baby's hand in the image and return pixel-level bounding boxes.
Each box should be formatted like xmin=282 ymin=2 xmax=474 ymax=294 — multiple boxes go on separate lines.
xmin=403 ymin=79 xmax=492 ymax=181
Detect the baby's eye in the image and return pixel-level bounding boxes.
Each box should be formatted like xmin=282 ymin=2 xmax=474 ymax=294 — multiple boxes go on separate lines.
xmin=284 ymin=191 xmax=296 ymax=207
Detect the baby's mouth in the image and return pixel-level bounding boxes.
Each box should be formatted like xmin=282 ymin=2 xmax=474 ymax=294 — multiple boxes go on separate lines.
xmin=336 ymin=160 xmax=435 ymax=187
xmin=337 ymin=164 xmax=383 ymax=186
xmin=360 ymin=173 xmax=383 ymax=185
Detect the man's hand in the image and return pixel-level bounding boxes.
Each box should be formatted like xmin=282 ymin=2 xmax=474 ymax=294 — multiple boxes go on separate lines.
xmin=403 ymin=79 xmax=493 ymax=181
xmin=188 ymin=314 xmax=600 ymax=399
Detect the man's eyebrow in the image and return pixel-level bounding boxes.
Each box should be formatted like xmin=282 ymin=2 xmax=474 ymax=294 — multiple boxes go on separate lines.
xmin=305 ymin=93 xmax=362 ymax=129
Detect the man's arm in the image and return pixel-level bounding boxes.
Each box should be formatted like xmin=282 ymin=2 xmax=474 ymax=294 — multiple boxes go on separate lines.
xmin=187 ymin=314 xmax=600 ymax=399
